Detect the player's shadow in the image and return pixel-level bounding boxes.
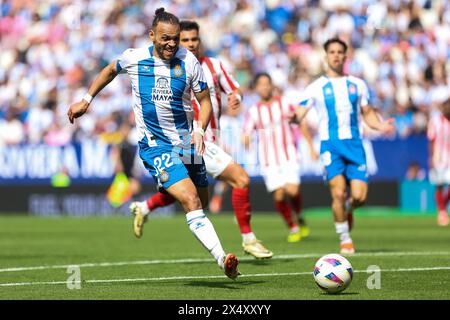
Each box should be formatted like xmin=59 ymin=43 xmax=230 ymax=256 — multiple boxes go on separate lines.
xmin=184 ymin=280 xmax=265 ymax=290
xmin=242 ymin=258 xmax=298 ymax=266
xmin=320 ymin=292 xmax=359 ymax=296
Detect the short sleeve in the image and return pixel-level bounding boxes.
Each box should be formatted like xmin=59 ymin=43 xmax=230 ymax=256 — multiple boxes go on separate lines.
xmin=116 ymin=48 xmax=133 ymax=74
xmin=359 ymin=80 xmax=370 ymax=107
xmin=298 ymin=85 xmax=315 ymax=109
xmin=218 ymin=62 xmax=239 ymax=94
xmin=190 ymin=58 xmax=208 ymax=93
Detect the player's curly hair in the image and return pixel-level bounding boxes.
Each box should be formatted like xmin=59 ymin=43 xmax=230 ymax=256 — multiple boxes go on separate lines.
xmin=152 ymin=7 xmax=179 ymax=29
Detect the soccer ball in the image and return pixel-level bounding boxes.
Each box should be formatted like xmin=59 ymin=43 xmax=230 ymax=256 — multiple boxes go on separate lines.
xmin=313 ymin=254 xmax=353 ymax=294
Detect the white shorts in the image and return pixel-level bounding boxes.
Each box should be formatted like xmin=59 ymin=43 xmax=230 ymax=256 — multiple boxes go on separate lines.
xmin=429 ymin=167 xmax=450 ymax=185
xmin=262 ymin=163 xmax=301 ymax=193
xmin=203 ymin=141 xmax=233 ymax=178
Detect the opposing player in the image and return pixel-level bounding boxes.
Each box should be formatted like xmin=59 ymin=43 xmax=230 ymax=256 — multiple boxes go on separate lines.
xmin=243 ymin=73 xmax=317 ymax=242
xmin=428 ymin=96 xmax=450 ymax=226
xmin=130 ymin=20 xmax=273 ymax=259
xmin=67 ymin=8 xmax=240 ymax=279
xmin=294 ymin=38 xmax=395 ymax=254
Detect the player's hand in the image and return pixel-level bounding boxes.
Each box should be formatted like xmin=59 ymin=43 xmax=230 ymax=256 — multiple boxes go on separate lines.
xmin=287 ymin=112 xmax=299 ymax=124
xmin=378 ymin=118 xmax=396 ymax=135
xmin=193 ymin=131 xmax=205 ymax=156
xmin=67 ymin=100 xmax=90 ymax=124
xmin=228 ymin=93 xmax=241 ymax=110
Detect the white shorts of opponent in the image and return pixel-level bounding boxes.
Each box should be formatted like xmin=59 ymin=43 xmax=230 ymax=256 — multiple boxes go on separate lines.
xmin=429 ymin=167 xmax=450 ymax=185
xmin=203 ymin=141 xmax=234 ymax=178
xmin=262 ymin=162 xmax=301 ymax=193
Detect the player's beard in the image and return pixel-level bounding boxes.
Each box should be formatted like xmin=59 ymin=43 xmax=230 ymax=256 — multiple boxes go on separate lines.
xmin=155 ymin=43 xmax=177 ymax=60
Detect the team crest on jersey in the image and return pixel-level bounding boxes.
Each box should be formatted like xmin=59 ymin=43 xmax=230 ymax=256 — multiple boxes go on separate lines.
xmin=173 ymin=64 xmax=183 ymax=77
xmin=159 ymin=170 xmax=170 ymax=183
xmin=325 ymin=87 xmax=333 ymax=95
xmin=152 ymin=77 xmax=173 ymax=101
xmin=348 ymin=84 xmax=356 ymax=94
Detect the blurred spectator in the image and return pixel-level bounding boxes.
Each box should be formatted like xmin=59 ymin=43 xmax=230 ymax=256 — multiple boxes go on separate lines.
xmin=0 ymin=108 xmax=25 ymax=146
xmin=0 ymin=0 xmax=449 ymax=147
xmin=405 ymin=161 xmax=426 ymax=181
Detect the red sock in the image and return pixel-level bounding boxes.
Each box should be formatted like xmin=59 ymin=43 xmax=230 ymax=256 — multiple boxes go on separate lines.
xmin=147 ymin=192 xmax=176 ymax=211
xmin=232 ymin=188 xmax=252 ymax=234
xmin=275 ymin=200 xmax=296 ymax=229
xmin=435 ymin=188 xmax=446 ymax=211
xmin=445 ymin=187 xmax=450 ymax=206
xmin=290 ymin=193 xmax=302 ymax=217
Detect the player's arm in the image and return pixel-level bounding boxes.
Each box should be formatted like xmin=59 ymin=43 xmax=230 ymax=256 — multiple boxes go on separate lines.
xmin=292 ymin=86 xmax=314 ymax=124
xmin=218 ymin=61 xmax=242 ymax=109
xmin=300 ymin=121 xmax=319 ymax=161
xmin=242 ymin=108 xmax=256 ymax=149
xmin=361 ymin=106 xmax=395 ymax=135
xmin=193 ymin=88 xmax=213 ymax=156
xmin=67 ymin=60 xmax=119 ymax=123
xmin=293 ymin=106 xmax=311 ymax=124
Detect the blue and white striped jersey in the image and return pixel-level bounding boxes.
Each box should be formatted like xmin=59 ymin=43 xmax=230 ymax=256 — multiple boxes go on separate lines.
xmin=299 ymin=75 xmax=370 ymax=141
xmin=117 ymin=46 xmax=207 ymax=147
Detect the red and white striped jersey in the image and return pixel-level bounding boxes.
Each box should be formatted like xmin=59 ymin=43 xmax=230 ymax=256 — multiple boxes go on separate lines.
xmin=243 ymin=96 xmax=299 ymax=169
xmin=428 ymin=112 xmax=450 ymax=169
xmin=191 ymin=56 xmax=239 ymax=143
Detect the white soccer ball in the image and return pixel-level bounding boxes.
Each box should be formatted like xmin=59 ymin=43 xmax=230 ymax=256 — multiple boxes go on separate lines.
xmin=313 ymin=254 xmax=353 ymax=294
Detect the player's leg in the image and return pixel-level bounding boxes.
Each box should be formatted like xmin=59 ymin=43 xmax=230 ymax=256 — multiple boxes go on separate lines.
xmin=209 ymin=181 xmax=228 ymax=214
xmin=343 ymin=139 xmax=369 ymax=231
xmin=129 ymin=191 xmax=176 ymax=236
xmin=218 ymin=161 xmax=273 ymax=259
xmin=196 ymin=186 xmax=210 ymax=209
xmin=345 ymin=179 xmax=368 ymax=231
xmin=164 ymin=177 xmax=238 ymax=278
xmin=271 ymin=186 xmax=299 ymax=242
xmin=329 ymin=175 xmax=354 ymax=254
xmin=184 ymin=147 xmax=240 ymax=279
xmin=349 ymin=180 xmax=368 ymax=209
xmin=436 ymin=184 xmax=449 ymax=226
xmin=285 ymin=183 xmax=309 ymax=238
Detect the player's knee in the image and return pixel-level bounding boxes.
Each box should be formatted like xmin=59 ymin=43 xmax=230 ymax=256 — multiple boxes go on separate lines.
xmin=273 ymin=189 xmax=285 ymax=202
xmin=352 ymin=193 xmax=366 ymax=208
xmin=332 ymin=188 xmax=347 ymax=204
xmin=235 ymin=171 xmax=250 ymax=189
xmin=285 ymin=186 xmax=299 ymax=198
xmin=179 ymin=192 xmax=202 ymax=212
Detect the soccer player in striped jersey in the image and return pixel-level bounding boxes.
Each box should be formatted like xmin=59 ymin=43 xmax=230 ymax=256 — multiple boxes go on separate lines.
xmin=428 ymin=96 xmax=450 ymax=226
xmin=243 ymin=73 xmax=317 ymax=243
xmin=294 ymin=38 xmax=395 ymax=254
xmin=67 ymin=8 xmax=240 ymax=279
xmin=130 ymin=20 xmax=273 ymax=259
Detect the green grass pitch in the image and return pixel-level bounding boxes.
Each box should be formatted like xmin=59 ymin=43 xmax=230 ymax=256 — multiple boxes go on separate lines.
xmin=0 ymin=208 xmax=449 ymax=300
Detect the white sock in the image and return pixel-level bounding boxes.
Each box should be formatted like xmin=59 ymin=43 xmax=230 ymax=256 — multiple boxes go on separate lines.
xmin=186 ymin=210 xmax=226 ymax=266
xmin=242 ymin=232 xmax=256 ymax=243
xmin=335 ymin=221 xmax=351 ymax=243
xmin=290 ymin=225 xmax=300 ymax=233
xmin=139 ymin=201 xmax=150 ymax=215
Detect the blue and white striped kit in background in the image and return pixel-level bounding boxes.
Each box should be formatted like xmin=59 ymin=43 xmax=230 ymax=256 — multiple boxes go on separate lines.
xmin=299 ymin=75 xmax=371 ymax=182
xmin=117 ymin=46 xmax=208 ymax=189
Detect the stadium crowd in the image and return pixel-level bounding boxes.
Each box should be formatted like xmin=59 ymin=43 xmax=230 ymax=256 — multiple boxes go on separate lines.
xmin=0 ymin=0 xmax=449 ymax=147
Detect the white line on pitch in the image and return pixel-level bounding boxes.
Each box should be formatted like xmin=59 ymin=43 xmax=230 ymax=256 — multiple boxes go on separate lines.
xmin=1 ymin=266 xmax=450 ymax=287
xmin=0 ymin=251 xmax=449 ymax=273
